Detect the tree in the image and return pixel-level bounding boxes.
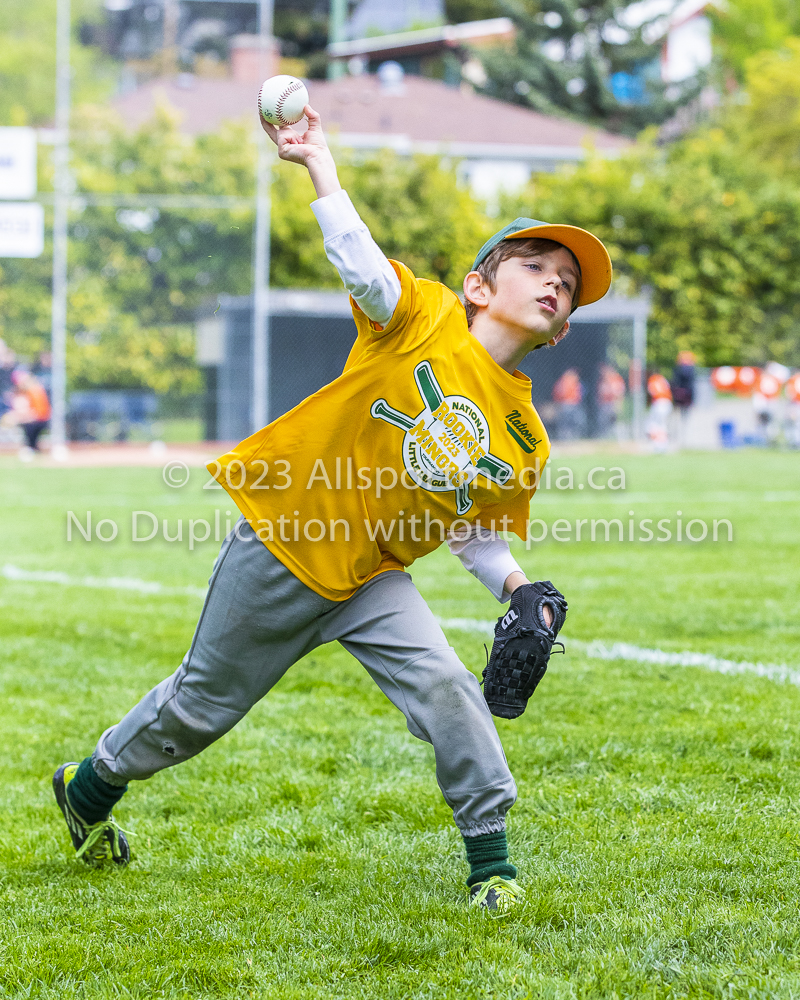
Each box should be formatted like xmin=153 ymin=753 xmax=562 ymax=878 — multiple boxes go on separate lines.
xmin=0 ymin=106 xmax=259 ymax=395
xmin=710 ymin=0 xmax=800 ymax=80
xmin=729 ymin=39 xmax=800 ymax=174
xmin=445 ymin=0 xmax=503 ymax=21
xmin=476 ymin=0 xmax=701 ymax=135
xmin=509 ymin=126 xmax=800 ymax=370
xmin=0 ymin=0 xmax=111 ymax=126
xmin=339 ymin=152 xmax=492 ymax=288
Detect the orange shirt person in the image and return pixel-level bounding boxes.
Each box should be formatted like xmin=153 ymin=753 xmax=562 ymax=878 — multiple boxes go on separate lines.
xmin=9 ymin=370 xmax=51 ymax=455
xmin=552 ymin=368 xmax=583 ymax=405
xmin=646 ymin=372 xmax=673 ymax=451
xmin=598 ymin=364 xmax=625 ymax=405
xmin=647 ymin=372 xmax=672 ymax=402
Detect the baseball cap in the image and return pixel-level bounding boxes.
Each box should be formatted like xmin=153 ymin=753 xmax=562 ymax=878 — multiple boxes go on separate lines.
xmin=471 ymin=217 xmax=612 ymax=307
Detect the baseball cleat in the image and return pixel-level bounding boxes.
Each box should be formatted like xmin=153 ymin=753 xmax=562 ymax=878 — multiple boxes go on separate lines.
xmin=469 ymin=875 xmax=522 ymax=914
xmin=53 ymin=762 xmax=130 ymax=867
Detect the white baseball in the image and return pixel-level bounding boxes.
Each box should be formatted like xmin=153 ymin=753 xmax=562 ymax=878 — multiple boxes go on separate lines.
xmin=258 ymin=75 xmax=309 ymax=127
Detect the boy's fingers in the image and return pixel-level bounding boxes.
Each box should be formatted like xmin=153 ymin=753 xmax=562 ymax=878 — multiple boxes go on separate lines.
xmin=259 ymin=117 xmax=279 ymax=143
xmin=304 ymin=104 xmax=322 ymax=127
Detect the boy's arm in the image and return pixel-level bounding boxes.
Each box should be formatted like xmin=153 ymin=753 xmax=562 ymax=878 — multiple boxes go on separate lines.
xmin=311 ymin=191 xmax=401 ymax=326
xmin=447 ymin=524 xmax=527 ymax=603
xmin=261 ymin=105 xmax=400 ymax=326
xmin=448 ymin=527 xmax=555 ymax=627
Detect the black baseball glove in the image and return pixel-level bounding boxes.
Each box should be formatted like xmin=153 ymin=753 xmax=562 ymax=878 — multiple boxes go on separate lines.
xmin=482 ymin=581 xmax=568 ymax=719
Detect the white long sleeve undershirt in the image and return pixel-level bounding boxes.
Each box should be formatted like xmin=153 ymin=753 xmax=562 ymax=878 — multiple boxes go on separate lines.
xmin=446 ymin=522 xmax=523 ymax=603
xmin=311 ymin=189 xmax=401 ymax=325
xmin=310 ymin=188 xmax=524 ymax=603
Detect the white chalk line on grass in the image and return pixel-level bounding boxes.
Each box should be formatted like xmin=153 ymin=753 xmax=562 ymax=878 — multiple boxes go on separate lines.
xmin=3 ymin=564 xmax=797 ymax=688
xmin=435 ymin=616 xmax=494 ymax=636
xmin=1 ymin=563 xmax=207 ymax=599
xmin=571 ymin=638 xmax=800 ymax=687
xmin=434 ymin=617 xmax=800 ymax=688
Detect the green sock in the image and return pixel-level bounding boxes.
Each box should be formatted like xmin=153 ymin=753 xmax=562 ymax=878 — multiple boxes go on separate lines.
xmin=462 ymin=830 xmax=517 ymax=887
xmin=66 ymin=757 xmax=128 ymax=825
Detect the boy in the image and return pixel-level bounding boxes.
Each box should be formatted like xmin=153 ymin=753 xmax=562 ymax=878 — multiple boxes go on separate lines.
xmin=53 ymin=105 xmax=612 ymax=912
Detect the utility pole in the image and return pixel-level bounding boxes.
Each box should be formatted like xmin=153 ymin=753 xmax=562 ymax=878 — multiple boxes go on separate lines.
xmin=632 ymin=309 xmax=647 ymax=442
xmin=50 ymin=0 xmax=71 ymax=459
xmin=327 ymin=0 xmax=347 ymax=80
xmin=251 ymin=0 xmax=274 ymax=432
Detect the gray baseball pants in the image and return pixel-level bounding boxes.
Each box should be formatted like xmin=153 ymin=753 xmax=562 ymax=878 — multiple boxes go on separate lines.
xmin=93 ymin=520 xmax=516 ymax=836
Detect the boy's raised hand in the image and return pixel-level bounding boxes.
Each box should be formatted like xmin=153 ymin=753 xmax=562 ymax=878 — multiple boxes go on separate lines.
xmin=260 ymin=105 xmax=328 ymax=166
xmin=259 ymin=104 xmax=341 ymax=198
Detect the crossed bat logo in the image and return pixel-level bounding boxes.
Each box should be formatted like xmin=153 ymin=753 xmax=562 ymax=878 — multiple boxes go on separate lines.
xmin=370 ymin=361 xmax=513 ymax=515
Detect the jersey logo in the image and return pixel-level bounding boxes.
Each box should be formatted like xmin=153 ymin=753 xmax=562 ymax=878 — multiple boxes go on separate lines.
xmin=370 ymin=360 xmax=513 ymax=515
xmin=505 ymin=409 xmax=542 ymax=453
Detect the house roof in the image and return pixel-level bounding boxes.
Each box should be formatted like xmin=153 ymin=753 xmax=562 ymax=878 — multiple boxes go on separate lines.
xmin=111 ymin=73 xmax=629 ymax=162
xmin=327 ymin=17 xmax=516 ymax=61
xmin=668 ymin=0 xmax=717 ymax=30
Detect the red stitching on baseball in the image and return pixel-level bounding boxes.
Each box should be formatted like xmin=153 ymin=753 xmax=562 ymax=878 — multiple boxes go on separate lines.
xmin=275 ymin=79 xmax=302 ymax=125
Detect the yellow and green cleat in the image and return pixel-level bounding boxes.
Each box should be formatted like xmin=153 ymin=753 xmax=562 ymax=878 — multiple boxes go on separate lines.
xmin=469 ymin=875 xmax=522 ymax=914
xmin=53 ymin=762 xmax=130 ymax=867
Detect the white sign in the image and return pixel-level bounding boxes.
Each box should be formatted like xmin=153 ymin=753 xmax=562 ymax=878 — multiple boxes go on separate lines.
xmin=0 ymin=202 xmax=45 ymax=257
xmin=0 ymin=127 xmax=37 ymax=200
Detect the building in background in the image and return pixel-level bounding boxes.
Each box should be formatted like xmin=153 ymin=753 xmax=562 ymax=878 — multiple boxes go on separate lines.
xmin=112 ymin=64 xmax=628 ymax=199
xmin=345 ymin=0 xmax=445 ymax=39
xmin=661 ymin=0 xmax=715 ymax=84
xmin=98 ymin=0 xmax=719 ymax=117
xmin=601 ymin=0 xmax=718 ymax=107
xmin=102 ymin=0 xmax=260 ymax=65
xmin=327 ymin=17 xmax=515 ymax=83
xmin=100 ymin=0 xmax=489 ymax=73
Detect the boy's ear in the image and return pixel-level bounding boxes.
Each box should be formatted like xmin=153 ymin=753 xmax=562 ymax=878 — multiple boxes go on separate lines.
xmin=548 ymin=320 xmax=570 ymax=347
xmin=463 ymin=270 xmax=489 ymax=309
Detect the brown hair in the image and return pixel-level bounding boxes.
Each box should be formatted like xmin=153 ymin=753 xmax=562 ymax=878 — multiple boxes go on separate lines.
xmin=464 ymin=237 xmax=582 ymax=328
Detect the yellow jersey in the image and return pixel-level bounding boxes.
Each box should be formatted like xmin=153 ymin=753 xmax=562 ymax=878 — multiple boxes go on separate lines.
xmin=211 ymin=261 xmax=550 ymax=600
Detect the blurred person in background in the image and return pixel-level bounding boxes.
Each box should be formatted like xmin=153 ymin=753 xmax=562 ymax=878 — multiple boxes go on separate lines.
xmin=671 ymin=351 xmax=696 ymax=411
xmin=752 ymin=392 xmax=777 ymax=443
xmin=646 ymin=372 xmax=672 ymax=452
xmin=0 ymin=339 xmax=16 ymax=419
xmin=597 ymin=363 xmax=626 ymax=437
xmin=786 ymin=374 xmax=800 ymax=448
xmin=752 ymin=370 xmax=782 ymax=445
xmin=552 ymin=368 xmax=584 ymax=439
xmin=671 ymin=350 xmax=696 ymax=447
xmin=1 ymin=369 xmax=52 ymax=460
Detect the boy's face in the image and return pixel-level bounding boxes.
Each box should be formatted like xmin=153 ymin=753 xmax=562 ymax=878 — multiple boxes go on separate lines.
xmin=466 ymin=247 xmax=578 ymax=348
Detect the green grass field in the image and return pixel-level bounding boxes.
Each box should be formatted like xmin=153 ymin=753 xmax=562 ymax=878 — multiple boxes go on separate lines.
xmin=1 ymin=449 xmax=800 ymax=999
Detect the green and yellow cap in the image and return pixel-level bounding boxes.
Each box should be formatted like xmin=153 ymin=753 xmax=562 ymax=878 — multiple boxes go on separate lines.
xmin=471 ymin=217 xmax=612 ymax=307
